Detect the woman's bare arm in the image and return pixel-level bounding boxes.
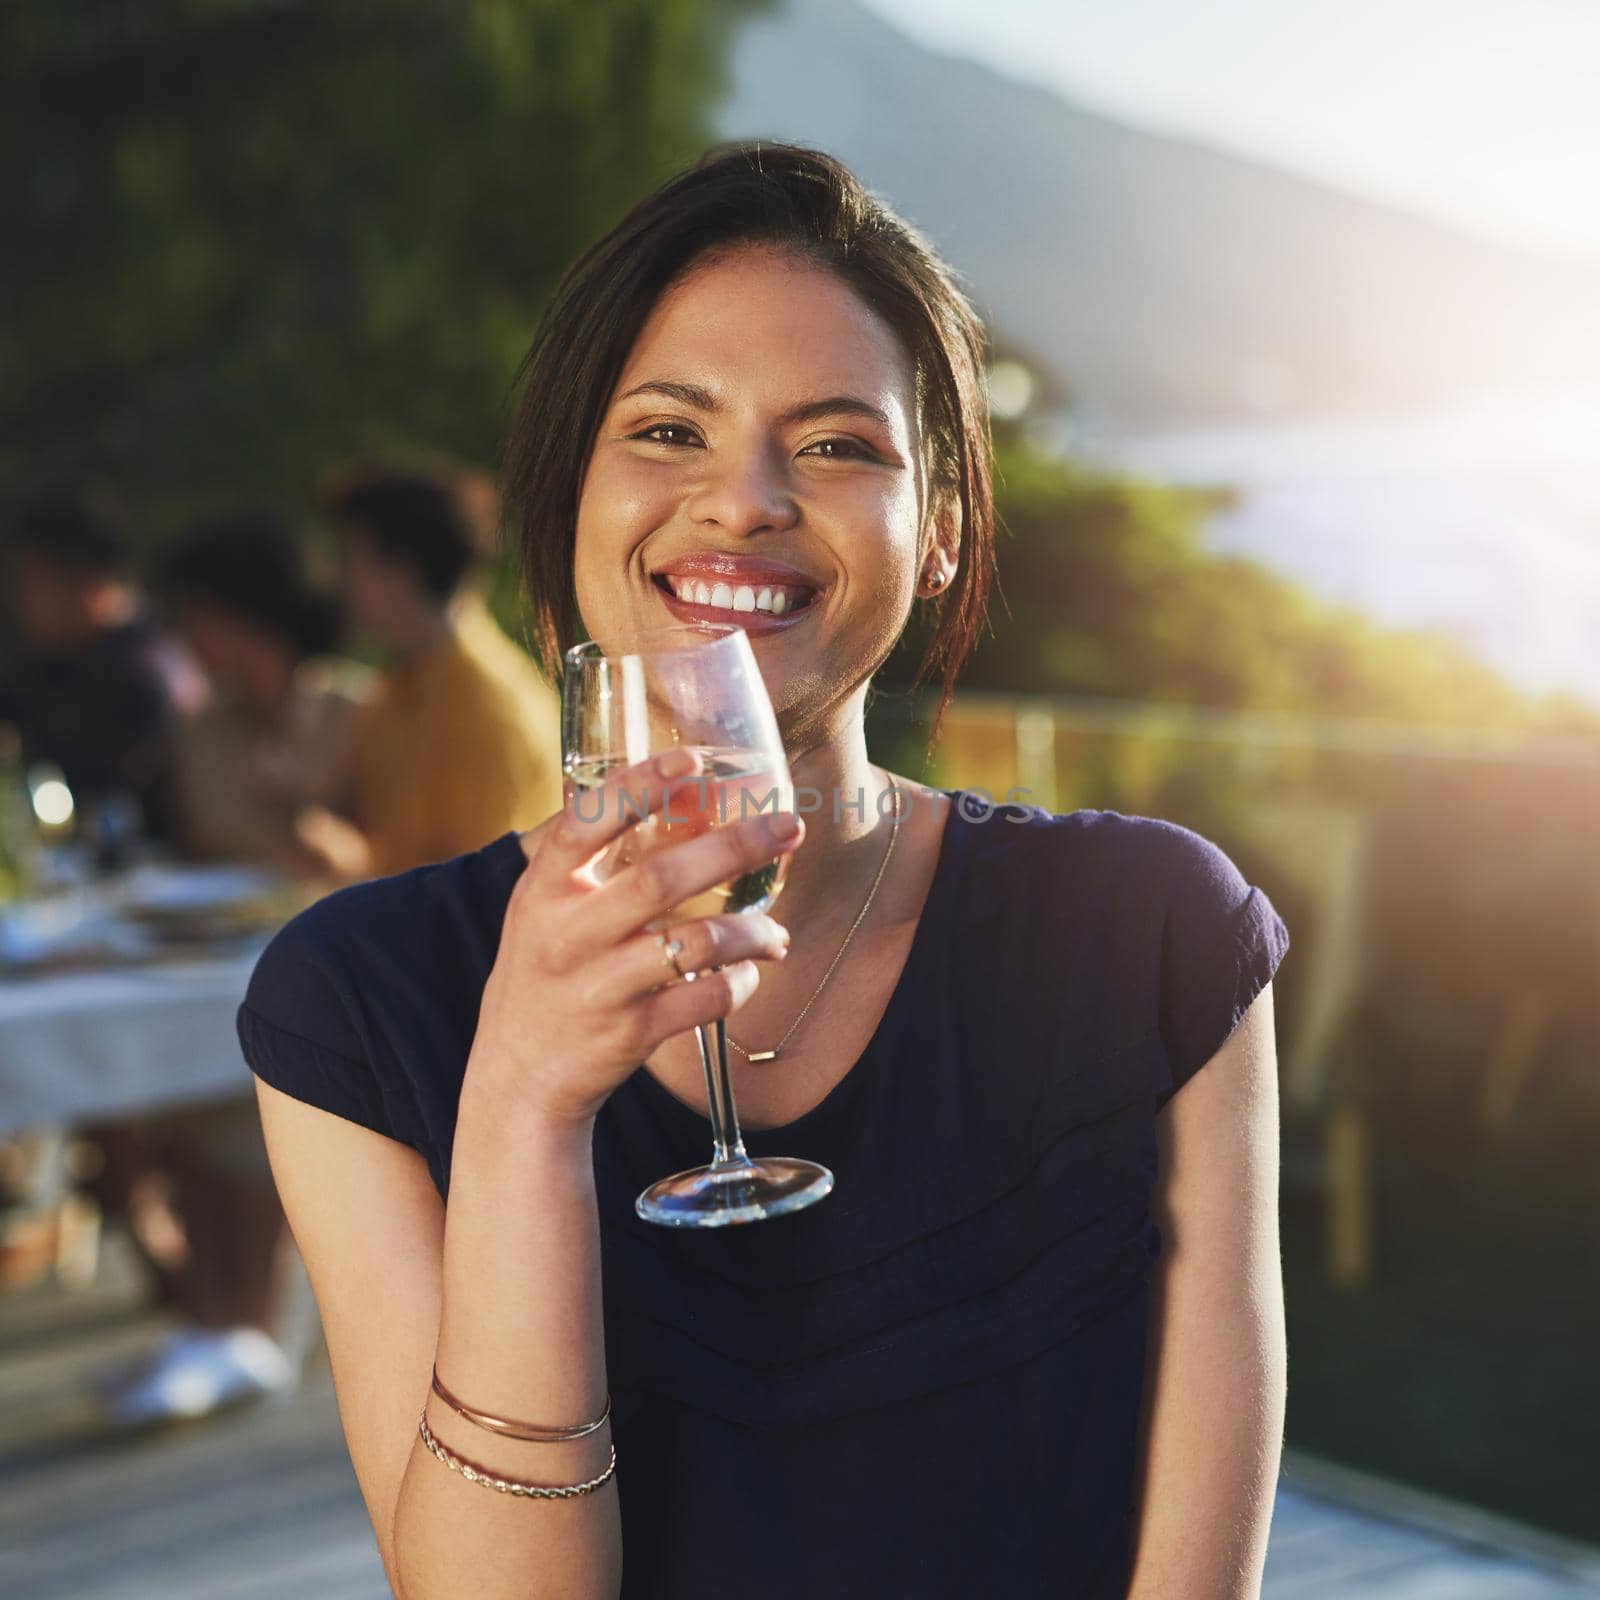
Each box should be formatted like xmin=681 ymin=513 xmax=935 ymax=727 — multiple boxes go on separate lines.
xmin=1126 ymin=983 xmax=1288 ymax=1599
xmin=256 ymin=1079 xmax=620 ymax=1600
xmin=254 ymin=750 xmax=801 ymax=1599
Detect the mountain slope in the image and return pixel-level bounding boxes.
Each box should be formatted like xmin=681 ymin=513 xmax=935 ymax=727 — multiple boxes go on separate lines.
xmin=718 ymin=0 xmax=1600 ymax=427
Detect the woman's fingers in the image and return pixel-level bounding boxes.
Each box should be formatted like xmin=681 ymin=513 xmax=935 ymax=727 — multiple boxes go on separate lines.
xmin=494 ymin=747 xmax=805 ymax=1098
xmin=636 ymin=959 xmax=764 ymax=1044
xmin=593 ymin=913 xmax=789 ymax=1009
xmin=579 ymin=809 xmax=802 ymax=955
xmin=523 ymin=746 xmax=704 ymax=889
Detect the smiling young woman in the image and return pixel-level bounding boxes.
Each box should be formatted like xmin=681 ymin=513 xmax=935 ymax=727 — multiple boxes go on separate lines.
xmin=239 ymin=143 xmax=1291 ymax=1599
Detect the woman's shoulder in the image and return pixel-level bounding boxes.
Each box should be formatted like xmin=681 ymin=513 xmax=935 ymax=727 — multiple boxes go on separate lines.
xmin=950 ymin=792 xmax=1262 ymax=922
xmin=944 ymin=796 xmax=1289 ymax=1094
xmin=972 ymin=800 xmax=1286 ymax=1100
xmin=236 ymin=833 xmax=525 ymax=1160
xmin=246 ymin=833 xmax=523 ymax=1023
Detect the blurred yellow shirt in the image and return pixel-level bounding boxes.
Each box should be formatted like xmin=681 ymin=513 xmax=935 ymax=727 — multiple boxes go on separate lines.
xmin=352 ymin=593 xmax=562 ymax=875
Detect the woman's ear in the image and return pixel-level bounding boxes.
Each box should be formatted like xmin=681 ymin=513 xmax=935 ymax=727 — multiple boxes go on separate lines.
xmin=917 ymin=496 xmax=962 ymax=599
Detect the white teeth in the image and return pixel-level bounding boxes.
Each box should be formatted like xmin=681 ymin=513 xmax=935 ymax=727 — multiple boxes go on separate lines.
xmin=663 ymin=573 xmax=812 ymax=615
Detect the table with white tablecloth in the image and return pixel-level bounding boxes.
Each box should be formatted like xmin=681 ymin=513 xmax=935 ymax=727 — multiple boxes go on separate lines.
xmin=0 ymin=937 xmax=322 ymax=1364
xmin=0 ymin=947 xmax=265 ymax=1138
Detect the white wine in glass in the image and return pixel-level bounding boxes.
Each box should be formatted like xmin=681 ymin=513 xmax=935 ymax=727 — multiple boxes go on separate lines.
xmin=562 ymin=624 xmax=833 ymax=1228
xmin=563 ymin=749 xmax=790 ymax=919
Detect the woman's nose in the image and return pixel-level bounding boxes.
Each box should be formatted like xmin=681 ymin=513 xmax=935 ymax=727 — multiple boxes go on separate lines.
xmin=684 ymin=445 xmax=798 ymax=538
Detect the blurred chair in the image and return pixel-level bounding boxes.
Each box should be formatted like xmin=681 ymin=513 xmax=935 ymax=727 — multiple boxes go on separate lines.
xmin=1476 ymin=986 xmax=1555 ymax=1137
xmin=1226 ymin=796 xmax=1379 ymax=1288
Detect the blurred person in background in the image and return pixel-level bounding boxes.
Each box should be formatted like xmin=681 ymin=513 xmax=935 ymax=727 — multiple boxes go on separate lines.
xmin=0 ymin=487 xmax=200 ymax=846
xmin=153 ymin=511 xmax=372 ymax=878
xmin=82 ymin=1096 xmax=304 ymax=1428
xmin=319 ymin=463 xmax=563 ymax=874
xmin=76 ymin=513 xmax=377 ymax=1427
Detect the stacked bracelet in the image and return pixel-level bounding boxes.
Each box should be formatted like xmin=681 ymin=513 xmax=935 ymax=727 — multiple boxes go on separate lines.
xmin=418 ymin=1410 xmax=616 ymax=1499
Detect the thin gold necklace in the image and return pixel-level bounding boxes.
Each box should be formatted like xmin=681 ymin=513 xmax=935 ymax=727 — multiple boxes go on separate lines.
xmin=726 ymin=770 xmax=903 ymax=1064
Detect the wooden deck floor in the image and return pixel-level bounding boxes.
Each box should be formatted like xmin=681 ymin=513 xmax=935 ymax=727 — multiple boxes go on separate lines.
xmin=4 ymin=1243 xmax=1597 ymax=1598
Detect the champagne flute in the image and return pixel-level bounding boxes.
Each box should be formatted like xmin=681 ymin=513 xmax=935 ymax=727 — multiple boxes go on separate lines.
xmin=562 ymin=622 xmax=834 ymax=1228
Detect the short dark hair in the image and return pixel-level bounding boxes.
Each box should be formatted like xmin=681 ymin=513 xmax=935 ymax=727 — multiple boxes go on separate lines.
xmin=151 ymin=512 xmax=340 ymax=661
xmin=7 ymin=487 xmax=135 ymax=578
xmin=504 ymin=141 xmax=996 ymax=741
xmin=319 ymin=467 xmax=485 ymax=602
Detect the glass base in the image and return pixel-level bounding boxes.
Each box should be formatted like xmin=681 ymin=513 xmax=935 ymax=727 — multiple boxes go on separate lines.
xmin=635 ymin=1156 xmax=834 ymax=1228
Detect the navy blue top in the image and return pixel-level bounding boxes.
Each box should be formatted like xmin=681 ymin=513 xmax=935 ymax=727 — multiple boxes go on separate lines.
xmin=238 ymin=793 xmax=1289 ymax=1598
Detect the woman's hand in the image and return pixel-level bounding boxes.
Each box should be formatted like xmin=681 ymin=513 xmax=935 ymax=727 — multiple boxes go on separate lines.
xmin=290 ymin=803 xmax=374 ymax=884
xmin=465 ymin=747 xmax=800 ymax=1129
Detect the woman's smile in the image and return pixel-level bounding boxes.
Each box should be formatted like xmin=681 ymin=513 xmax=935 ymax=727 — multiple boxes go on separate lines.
xmin=648 ymin=550 xmax=827 ymax=634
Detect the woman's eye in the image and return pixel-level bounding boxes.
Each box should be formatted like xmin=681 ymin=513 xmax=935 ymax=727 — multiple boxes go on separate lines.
xmin=632 ymin=424 xmax=701 ymax=447
xmin=800 ymin=438 xmax=873 ymax=461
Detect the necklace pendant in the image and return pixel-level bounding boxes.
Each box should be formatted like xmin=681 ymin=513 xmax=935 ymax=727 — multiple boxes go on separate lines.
xmin=745 ymin=1048 xmax=780 ymax=1063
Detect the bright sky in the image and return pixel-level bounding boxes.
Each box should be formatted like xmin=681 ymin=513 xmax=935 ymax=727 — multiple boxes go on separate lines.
xmin=859 ymin=0 xmax=1600 ymax=261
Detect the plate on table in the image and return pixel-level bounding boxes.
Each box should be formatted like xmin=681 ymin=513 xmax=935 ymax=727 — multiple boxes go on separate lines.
xmin=115 ymin=865 xmax=287 ymax=945
xmin=0 ymin=896 xmax=148 ymax=974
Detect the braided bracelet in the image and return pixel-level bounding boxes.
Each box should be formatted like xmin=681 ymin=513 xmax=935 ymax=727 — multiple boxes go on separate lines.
xmin=418 ymin=1410 xmax=617 ymax=1499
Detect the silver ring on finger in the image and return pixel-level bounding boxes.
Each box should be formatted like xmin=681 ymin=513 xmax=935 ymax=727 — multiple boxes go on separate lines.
xmin=656 ymin=933 xmax=688 ymax=981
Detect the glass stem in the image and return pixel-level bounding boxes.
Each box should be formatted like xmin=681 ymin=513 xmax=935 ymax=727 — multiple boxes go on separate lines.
xmin=692 ymin=992 xmax=750 ymax=1170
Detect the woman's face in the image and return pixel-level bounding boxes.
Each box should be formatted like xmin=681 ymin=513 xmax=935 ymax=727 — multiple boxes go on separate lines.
xmin=573 ymin=245 xmax=954 ymax=743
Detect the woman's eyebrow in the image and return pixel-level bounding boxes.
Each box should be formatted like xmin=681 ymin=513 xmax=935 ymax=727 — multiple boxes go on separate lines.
xmin=617 ymin=379 xmax=719 ymax=411
xmin=617 ymin=379 xmax=893 ymax=431
xmin=784 ymin=395 xmax=893 ymax=429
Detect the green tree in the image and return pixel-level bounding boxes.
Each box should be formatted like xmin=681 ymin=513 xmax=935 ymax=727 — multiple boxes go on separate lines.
xmin=0 ymin=0 xmax=768 ymax=523
xmin=884 ymin=434 xmax=1599 ymax=738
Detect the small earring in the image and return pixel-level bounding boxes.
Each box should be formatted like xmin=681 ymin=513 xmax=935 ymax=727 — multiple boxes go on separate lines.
xmin=924 ymin=570 xmax=946 ymax=593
